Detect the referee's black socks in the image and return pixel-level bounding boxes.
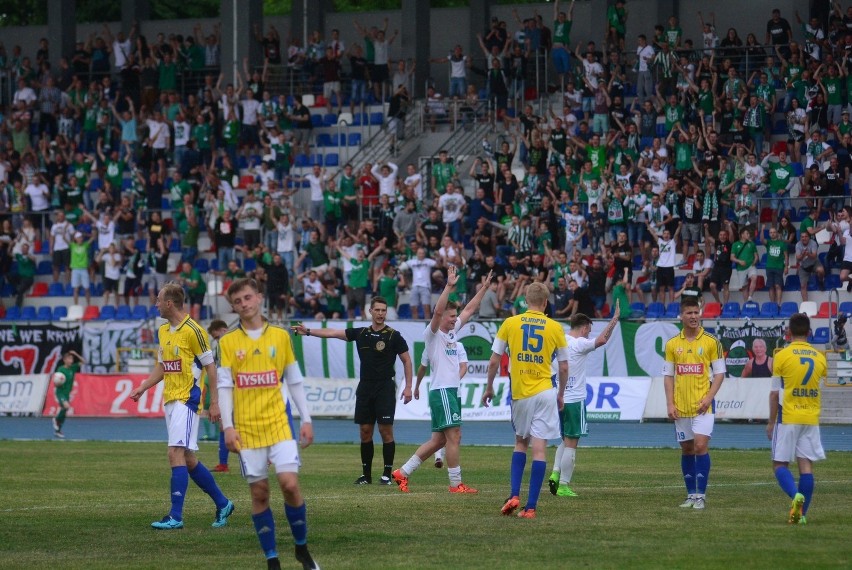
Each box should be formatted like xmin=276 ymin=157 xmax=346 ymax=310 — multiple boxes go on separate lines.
xmin=383 ymin=441 xmax=395 ymax=477
xmin=361 ymin=441 xmax=374 ymax=480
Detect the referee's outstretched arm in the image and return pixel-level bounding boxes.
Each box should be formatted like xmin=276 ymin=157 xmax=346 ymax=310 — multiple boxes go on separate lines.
xmin=290 ymin=324 xmax=347 ymax=339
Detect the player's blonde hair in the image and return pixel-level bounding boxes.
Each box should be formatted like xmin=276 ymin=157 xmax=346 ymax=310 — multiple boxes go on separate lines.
xmin=525 ymin=282 xmax=549 ymax=309
xmin=161 ymin=282 xmax=185 ymax=306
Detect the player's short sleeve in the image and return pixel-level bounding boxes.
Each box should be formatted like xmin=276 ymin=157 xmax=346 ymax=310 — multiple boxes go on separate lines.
xmin=770 ymin=375 xmax=781 ymax=392
xmin=280 ymin=331 xmax=297 ymax=369
xmin=345 ymin=327 xmax=364 ymax=342
xmin=577 ymin=337 xmax=597 ymax=355
xmin=420 ymin=351 xmax=430 ymax=367
xmin=392 ymin=330 xmax=409 ymax=355
xmin=457 ymin=343 xmax=468 ymax=364
xmin=662 ymin=339 xmax=675 ymax=376
xmin=219 ymin=334 xmax=234 ymax=369
xmin=554 ymin=345 xmax=570 ymax=362
xmin=550 ymin=322 xmax=568 ymax=349
xmin=772 ymin=352 xmax=783 ymax=377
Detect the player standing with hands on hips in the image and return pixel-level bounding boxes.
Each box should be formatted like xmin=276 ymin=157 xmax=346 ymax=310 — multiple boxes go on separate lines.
xmin=218 ymin=278 xmax=319 ymax=570
xmin=392 ymin=267 xmax=494 ymax=494
xmin=130 ymin=283 xmax=235 ymax=530
xmin=482 ymin=282 xmax=570 ymax=519
xmin=549 ymin=303 xmax=620 ymax=497
xmin=662 ymin=296 xmax=726 ymax=510
xmin=291 ymin=296 xmax=414 ymax=485
xmin=768 ymin=312 xmax=827 ymax=525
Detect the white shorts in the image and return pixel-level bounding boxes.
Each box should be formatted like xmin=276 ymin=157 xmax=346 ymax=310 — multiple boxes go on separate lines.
xmin=674 ymin=414 xmax=714 ymax=442
xmin=409 ymin=285 xmax=431 ymax=308
xmin=511 ymin=388 xmax=560 ymax=440
xmin=71 ymin=268 xmax=90 ymax=289
xmin=238 ymin=439 xmax=301 ymax=484
xmin=771 ymin=423 xmax=826 ymax=463
xmin=730 ymin=266 xmax=757 ymax=291
xmin=164 ymin=401 xmax=199 ymax=451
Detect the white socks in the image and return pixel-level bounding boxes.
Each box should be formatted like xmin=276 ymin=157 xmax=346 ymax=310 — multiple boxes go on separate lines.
xmin=448 ymin=466 xmax=462 ymax=487
xmin=401 ymin=455 xmax=422 ymax=477
xmin=559 ymin=447 xmax=576 ymax=485
xmin=552 ymin=442 xmax=565 ymax=475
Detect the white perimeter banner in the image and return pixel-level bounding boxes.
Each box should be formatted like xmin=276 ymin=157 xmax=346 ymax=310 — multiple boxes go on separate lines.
xmin=298 ymin=376 xmax=651 ymax=421
xmin=0 ymin=374 xmax=51 ymax=415
xmin=644 ymin=377 xmax=772 ymax=420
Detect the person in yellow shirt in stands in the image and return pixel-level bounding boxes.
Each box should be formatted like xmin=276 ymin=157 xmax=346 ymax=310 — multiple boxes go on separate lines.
xmin=768 ymin=312 xmax=827 ymax=525
xmin=218 ymin=278 xmax=318 ymax=570
xmin=130 ymin=282 xmax=234 ymax=530
xmin=662 ymin=296 xmax=726 ymax=511
xmin=482 ymin=282 xmax=569 ymax=519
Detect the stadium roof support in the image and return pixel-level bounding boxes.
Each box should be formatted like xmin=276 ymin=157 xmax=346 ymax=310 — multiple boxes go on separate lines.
xmin=47 ymin=0 xmax=76 ymax=66
xmin=401 ymin=0 xmax=431 ymax=98
xmin=221 ymin=0 xmax=264 ymax=86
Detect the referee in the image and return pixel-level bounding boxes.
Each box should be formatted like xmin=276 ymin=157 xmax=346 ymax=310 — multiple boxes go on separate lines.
xmin=292 ymin=296 xmax=413 ymax=485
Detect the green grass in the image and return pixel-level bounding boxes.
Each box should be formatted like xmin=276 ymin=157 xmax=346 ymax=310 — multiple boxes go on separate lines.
xmin=2 ymin=441 xmax=851 ymax=569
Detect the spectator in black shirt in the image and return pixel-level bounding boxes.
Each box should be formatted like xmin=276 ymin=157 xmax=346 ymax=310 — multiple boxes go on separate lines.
xmin=569 ymin=279 xmax=596 ymax=317
xmin=254 ymin=24 xmax=282 ymax=64
xmin=766 ymin=9 xmax=793 ymax=57
xmin=417 ymin=208 xmax=445 ymax=244
xmin=586 ymin=257 xmax=608 ymax=317
xmin=709 ymin=223 xmax=734 ymax=305
xmin=264 ymin=253 xmax=291 ymax=321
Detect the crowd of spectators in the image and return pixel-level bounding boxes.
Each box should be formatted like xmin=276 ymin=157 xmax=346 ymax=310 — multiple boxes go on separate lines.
xmin=2 ymin=2 xmax=852 ymax=322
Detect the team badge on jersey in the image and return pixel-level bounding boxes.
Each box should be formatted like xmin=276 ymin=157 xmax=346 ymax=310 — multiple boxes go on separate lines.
xmin=376 ymin=341 xmax=386 ymax=351
xmin=236 ymin=349 xmax=246 ymax=361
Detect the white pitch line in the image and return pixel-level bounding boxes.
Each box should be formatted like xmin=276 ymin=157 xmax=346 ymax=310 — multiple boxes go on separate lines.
xmin=4 ymin=480 xmax=851 ymax=512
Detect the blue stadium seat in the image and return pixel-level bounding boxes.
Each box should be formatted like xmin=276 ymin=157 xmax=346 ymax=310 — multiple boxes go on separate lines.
xmin=36 ymin=261 xmax=52 ymax=275
xmin=812 ymin=327 xmax=830 ymax=344
xmin=210 ymin=258 xmax=220 ymax=272
xmin=200 ymin=306 xmax=211 ymax=320
xmin=315 ymin=133 xmax=332 ymax=147
xmin=673 ymin=275 xmax=685 ymax=291
xmin=294 ymin=154 xmax=310 ymax=167
xmin=756 ymin=253 xmax=767 ymax=269
xmin=35 ymin=306 xmax=52 ymax=321
xmin=840 ymin=301 xmax=852 ymax=315
xmin=309 ymin=154 xmax=323 ymax=167
xmin=170 ymin=238 xmax=181 ymax=253
xmin=741 ymin=302 xmax=760 ymax=318
xmin=310 ymin=114 xmax=324 ymax=127
xmin=645 ymin=302 xmax=665 ymax=319
xmin=4 ymin=306 xmax=21 ymax=320
xmin=0 ymin=283 xmax=13 ymax=297
xmin=329 ymin=133 xmax=343 ymax=146
xmin=121 ymin=178 xmax=133 ymax=191
xmin=88 ymin=178 xmax=103 ymax=192
xmin=99 ymin=305 xmax=116 ymax=320
xmin=237 ymin=156 xmax=249 ymax=170
xmin=323 ymin=114 xmax=338 ymax=127
xmin=632 ymin=255 xmax=644 ymax=270
xmin=244 ymin=258 xmax=257 ymax=272
xmin=348 ymin=133 xmax=362 ymax=146
xmin=132 ymin=305 xmax=148 ymax=320
xmin=369 ymin=112 xmax=384 ymax=125
xmin=149 ymin=306 xmax=160 ymax=319
xmin=52 ymin=306 xmax=68 ymax=320
xmin=161 ymin=197 xmax=171 ymax=210
xmin=116 ymin=305 xmax=132 ymax=320
xmin=665 ymin=303 xmax=680 ymax=318
xmin=397 ymin=304 xmax=412 ymax=319
xmin=629 ymin=301 xmax=646 ymax=318
xmin=324 ymin=153 xmax=339 ymax=167
xmin=21 ymin=306 xmax=37 ymax=320
xmin=194 ymin=259 xmax=209 ymax=273
xmin=759 ymin=302 xmax=779 ymax=318
xmin=779 ymin=302 xmax=799 ymax=318
xmin=48 ymin=283 xmax=65 ymax=297
xmin=791 ymin=162 xmax=804 ymax=177
xmin=721 ymin=302 xmax=741 ymax=318
xmin=135 ymin=239 xmax=147 ymax=253
xmin=783 ymin=275 xmax=800 ymax=291
xmin=64 ymin=283 xmax=74 ymax=296
xmin=825 ymin=274 xmax=841 ymax=290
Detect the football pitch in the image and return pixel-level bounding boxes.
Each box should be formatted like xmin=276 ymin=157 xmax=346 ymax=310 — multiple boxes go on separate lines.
xmin=3 ymin=441 xmax=851 ymax=569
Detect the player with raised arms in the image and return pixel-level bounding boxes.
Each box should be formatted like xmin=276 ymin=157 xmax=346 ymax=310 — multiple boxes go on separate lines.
xmin=130 ymin=282 xmax=234 ymax=530
xmin=768 ymin=312 xmax=827 ymax=525
xmin=548 ymin=303 xmax=620 ymax=497
xmin=662 ymin=295 xmax=726 ymax=510
xmin=218 ymin=278 xmax=318 ymax=570
xmin=482 ymin=281 xmax=570 ymax=519
xmin=392 ymin=267 xmax=493 ymax=494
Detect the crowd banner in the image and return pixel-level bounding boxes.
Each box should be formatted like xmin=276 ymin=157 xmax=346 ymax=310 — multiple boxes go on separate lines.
xmin=0 ymin=374 xmax=51 ymax=415
xmin=42 ymin=373 xmax=160 ymax=418
xmin=644 ymin=377 xmax=772 ymax=420
xmin=0 ymin=324 xmax=82 ymax=376
xmin=81 ymin=322 xmax=147 ymax=373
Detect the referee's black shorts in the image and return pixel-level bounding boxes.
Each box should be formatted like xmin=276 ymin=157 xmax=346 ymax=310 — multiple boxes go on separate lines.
xmin=354 ymin=379 xmax=397 ymax=425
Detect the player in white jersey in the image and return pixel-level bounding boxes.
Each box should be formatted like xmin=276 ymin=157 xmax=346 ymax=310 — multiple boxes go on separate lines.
xmin=831 ymin=206 xmax=852 ymax=291
xmin=393 ymin=267 xmax=493 ymax=493
xmin=416 ymin=341 xmax=468 ymax=467
xmin=549 ymin=303 xmax=620 ymax=497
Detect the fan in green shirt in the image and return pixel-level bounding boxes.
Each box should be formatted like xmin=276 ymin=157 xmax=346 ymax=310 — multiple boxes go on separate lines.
xmin=378 ymin=269 xmax=402 ymax=308
xmin=192 ymin=120 xmax=212 ymax=150
xmin=764 ymin=227 xmax=788 ymax=304
xmin=513 ymin=294 xmax=528 ymax=315
xmin=431 ymin=152 xmax=456 ymax=195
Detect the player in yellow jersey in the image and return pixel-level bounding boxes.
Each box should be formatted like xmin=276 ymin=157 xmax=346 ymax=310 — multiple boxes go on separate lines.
xmin=482 ymin=282 xmax=569 ymax=519
xmin=768 ymin=312 xmax=827 ymax=525
xmin=662 ymin=296 xmax=726 ymax=510
xmin=219 ymin=278 xmax=318 ymax=570
xmin=130 ymin=283 xmax=234 ymax=530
